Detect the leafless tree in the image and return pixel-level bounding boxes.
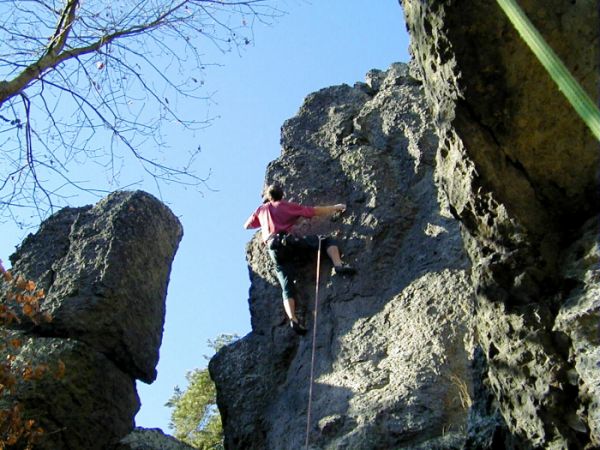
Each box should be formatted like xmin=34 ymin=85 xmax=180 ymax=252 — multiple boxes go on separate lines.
xmin=0 ymin=0 xmax=281 ymax=225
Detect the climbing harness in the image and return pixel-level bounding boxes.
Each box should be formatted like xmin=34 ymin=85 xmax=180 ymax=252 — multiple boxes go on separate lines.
xmin=305 ymin=236 xmax=323 ymax=450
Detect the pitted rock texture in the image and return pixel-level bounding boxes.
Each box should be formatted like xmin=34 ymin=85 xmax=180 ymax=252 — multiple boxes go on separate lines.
xmin=554 ymin=218 xmax=600 ymax=444
xmin=210 ymin=64 xmax=479 ymax=449
xmin=9 ymin=190 xmax=182 ymax=383
xmin=3 ymin=190 xmax=182 ymax=449
xmin=402 ymin=1 xmax=599 ymax=448
xmin=118 ymin=427 xmax=196 ymax=450
xmin=4 ymin=332 xmax=138 ymax=450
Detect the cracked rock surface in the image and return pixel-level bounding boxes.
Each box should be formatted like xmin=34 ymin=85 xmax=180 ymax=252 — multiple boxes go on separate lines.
xmin=3 ymin=191 xmax=182 ymax=450
xmin=402 ymin=0 xmax=599 ymax=448
xmin=210 ymin=63 xmax=479 ymax=450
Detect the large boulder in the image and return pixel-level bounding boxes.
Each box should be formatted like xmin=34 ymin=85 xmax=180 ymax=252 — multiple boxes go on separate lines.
xmin=4 ymin=332 xmax=138 ymax=450
xmin=402 ymin=0 xmax=599 ymax=448
xmin=3 ymin=190 xmax=182 ymax=449
xmin=9 ymin=190 xmax=182 ymax=383
xmin=210 ymin=64 xmax=479 ymax=449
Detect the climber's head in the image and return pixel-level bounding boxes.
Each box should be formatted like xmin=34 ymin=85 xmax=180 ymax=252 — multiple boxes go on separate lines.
xmin=262 ymin=183 xmax=284 ymax=203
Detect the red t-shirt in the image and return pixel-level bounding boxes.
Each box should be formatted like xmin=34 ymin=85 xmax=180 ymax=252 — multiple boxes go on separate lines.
xmin=245 ymin=200 xmax=316 ymax=242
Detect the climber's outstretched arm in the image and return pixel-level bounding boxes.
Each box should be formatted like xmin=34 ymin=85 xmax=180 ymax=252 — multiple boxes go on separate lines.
xmin=244 ymin=211 xmax=260 ymax=229
xmin=313 ymin=204 xmax=346 ymax=217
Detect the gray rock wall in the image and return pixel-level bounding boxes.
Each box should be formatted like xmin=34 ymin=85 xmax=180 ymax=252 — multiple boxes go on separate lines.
xmin=402 ymin=0 xmax=599 ymax=448
xmin=211 ymin=64 xmax=479 ymax=449
xmin=117 ymin=427 xmax=197 ymax=450
xmin=3 ymin=191 xmax=182 ymax=450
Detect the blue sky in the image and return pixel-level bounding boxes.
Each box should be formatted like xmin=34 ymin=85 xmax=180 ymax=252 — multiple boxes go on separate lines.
xmin=1 ymin=0 xmax=410 ymax=433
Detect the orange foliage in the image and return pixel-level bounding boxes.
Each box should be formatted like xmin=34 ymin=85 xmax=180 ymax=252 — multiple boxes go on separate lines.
xmin=0 ymin=404 xmax=44 ymax=450
xmin=0 ymin=258 xmax=62 ymax=448
xmin=54 ymin=360 xmax=66 ymax=381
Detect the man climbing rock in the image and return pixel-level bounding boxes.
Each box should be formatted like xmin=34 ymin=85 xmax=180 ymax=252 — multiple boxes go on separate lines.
xmin=244 ymin=183 xmax=355 ymax=335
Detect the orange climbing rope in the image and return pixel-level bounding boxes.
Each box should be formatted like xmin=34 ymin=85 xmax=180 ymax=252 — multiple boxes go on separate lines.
xmin=305 ymin=236 xmax=323 ymax=450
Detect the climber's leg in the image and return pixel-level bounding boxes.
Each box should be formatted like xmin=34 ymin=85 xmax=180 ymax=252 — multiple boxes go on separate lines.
xmin=323 ymin=239 xmax=355 ymax=275
xmin=325 ymin=245 xmax=343 ymax=267
xmin=283 ymin=297 xmax=297 ymax=321
xmin=267 ymin=247 xmax=306 ymax=334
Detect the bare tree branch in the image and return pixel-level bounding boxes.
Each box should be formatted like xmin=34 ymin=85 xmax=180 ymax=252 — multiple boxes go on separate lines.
xmin=46 ymin=0 xmax=80 ymax=57
xmin=0 ymin=0 xmax=283 ymax=224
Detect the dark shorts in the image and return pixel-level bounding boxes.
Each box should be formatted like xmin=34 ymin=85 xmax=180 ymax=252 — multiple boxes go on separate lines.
xmin=267 ymin=233 xmax=337 ymax=300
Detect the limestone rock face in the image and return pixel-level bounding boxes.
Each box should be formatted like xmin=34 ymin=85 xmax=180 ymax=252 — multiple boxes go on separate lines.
xmin=4 ymin=191 xmax=182 ymax=450
xmin=210 ymin=64 xmax=477 ymax=449
xmin=117 ymin=427 xmax=197 ymax=450
xmin=9 ymin=191 xmax=182 ymax=383
xmin=5 ymin=332 xmax=138 ymax=450
xmin=402 ymin=1 xmax=599 ymax=448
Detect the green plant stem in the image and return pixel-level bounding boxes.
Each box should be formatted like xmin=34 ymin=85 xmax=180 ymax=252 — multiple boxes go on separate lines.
xmin=496 ymin=0 xmax=600 ymax=141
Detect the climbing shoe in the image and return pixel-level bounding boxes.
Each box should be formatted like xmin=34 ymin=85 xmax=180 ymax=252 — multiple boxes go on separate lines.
xmin=334 ymin=264 xmax=356 ymax=276
xmin=290 ymin=320 xmax=307 ymax=335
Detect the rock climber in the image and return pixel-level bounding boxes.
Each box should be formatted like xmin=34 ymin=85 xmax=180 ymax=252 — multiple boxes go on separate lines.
xmin=244 ymin=183 xmax=355 ymax=335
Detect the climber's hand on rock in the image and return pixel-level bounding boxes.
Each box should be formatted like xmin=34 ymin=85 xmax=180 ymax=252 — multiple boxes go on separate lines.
xmin=334 ymin=204 xmax=346 ymax=213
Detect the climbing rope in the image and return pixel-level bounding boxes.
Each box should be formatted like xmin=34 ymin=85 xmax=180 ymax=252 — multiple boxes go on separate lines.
xmin=305 ymin=236 xmax=323 ymax=450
